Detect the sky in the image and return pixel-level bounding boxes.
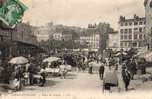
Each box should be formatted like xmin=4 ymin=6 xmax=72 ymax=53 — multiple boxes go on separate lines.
xmin=22 ymin=0 xmax=145 ymax=29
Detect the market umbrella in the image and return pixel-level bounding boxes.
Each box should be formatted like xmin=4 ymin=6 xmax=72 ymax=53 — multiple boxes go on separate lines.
xmin=43 ymin=57 xmax=60 ymax=63
xmin=9 ymin=56 xmax=29 ymax=64
xmin=115 ymin=52 xmax=127 ymax=57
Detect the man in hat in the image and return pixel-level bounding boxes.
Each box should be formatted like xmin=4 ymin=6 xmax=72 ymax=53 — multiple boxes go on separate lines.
xmin=39 ymin=67 xmax=46 ymax=87
xmin=28 ymin=63 xmax=34 ymax=85
xmin=121 ymin=65 xmax=131 ymax=91
xmin=99 ymin=62 xmax=105 ymax=80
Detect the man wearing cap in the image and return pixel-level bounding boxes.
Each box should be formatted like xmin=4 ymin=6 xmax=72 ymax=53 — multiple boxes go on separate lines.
xmin=121 ymin=65 xmax=131 ymax=91
xmin=99 ymin=62 xmax=105 ymax=80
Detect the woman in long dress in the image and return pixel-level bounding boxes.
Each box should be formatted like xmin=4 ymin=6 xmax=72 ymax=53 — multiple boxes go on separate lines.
xmin=103 ymin=66 xmax=118 ymax=92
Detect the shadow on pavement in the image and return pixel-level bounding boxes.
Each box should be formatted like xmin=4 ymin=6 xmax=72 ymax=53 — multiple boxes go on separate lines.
xmin=45 ymin=80 xmax=60 ymax=87
xmin=23 ymin=80 xmax=61 ymax=91
xmin=65 ymin=73 xmax=77 ymax=79
xmin=128 ymin=88 xmax=135 ymax=91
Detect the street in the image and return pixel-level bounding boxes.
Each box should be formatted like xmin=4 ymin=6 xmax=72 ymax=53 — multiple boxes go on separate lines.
xmin=2 ymin=70 xmax=152 ymax=99
xmin=49 ymin=72 xmax=101 ymax=92
xmin=17 ymin=71 xmax=102 ymax=93
xmin=1 ymin=71 xmax=103 ymax=99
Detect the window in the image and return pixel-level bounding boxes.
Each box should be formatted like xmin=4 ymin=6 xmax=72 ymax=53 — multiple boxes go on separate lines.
xmin=129 ymin=42 xmax=132 ymax=47
xmin=139 ymin=22 xmax=143 ymax=25
xmin=134 ymin=34 xmax=138 ymax=39
xmin=129 ymin=29 xmax=132 ymax=33
xmin=139 ymin=42 xmax=144 ymax=47
xmin=139 ymin=34 xmax=142 ymax=39
xmin=125 ymin=29 xmax=128 ymax=33
xmin=120 ymin=29 xmax=123 ymax=34
xmin=120 ymin=23 xmax=124 ymax=26
xmin=121 ymin=35 xmax=123 ymax=40
xmin=134 ymin=28 xmax=138 ymax=31
xmin=124 ymin=35 xmax=127 ymax=39
xmin=133 ymin=42 xmax=137 ymax=47
xmin=139 ymin=28 xmax=143 ymax=32
xmin=129 ymin=35 xmax=132 ymax=39
xmin=129 ymin=22 xmax=132 ymax=26
xmin=120 ymin=42 xmax=123 ymax=47
xmin=125 ymin=22 xmax=128 ymax=26
xmin=134 ymin=22 xmax=138 ymax=25
xmin=124 ymin=42 xmax=128 ymax=47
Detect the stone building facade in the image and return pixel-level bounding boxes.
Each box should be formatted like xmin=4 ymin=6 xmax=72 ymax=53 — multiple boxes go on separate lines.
xmin=144 ymin=0 xmax=152 ymax=50
xmin=118 ymin=15 xmax=146 ymax=50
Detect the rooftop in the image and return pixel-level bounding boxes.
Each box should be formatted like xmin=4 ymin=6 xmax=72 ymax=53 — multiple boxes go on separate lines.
xmin=108 ymin=31 xmax=118 ymax=34
xmin=119 ymin=15 xmax=145 ymax=23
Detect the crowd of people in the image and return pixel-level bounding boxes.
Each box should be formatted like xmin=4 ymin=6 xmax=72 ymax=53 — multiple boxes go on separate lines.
xmin=0 ymin=53 xmax=88 ymax=91
xmin=0 ymin=48 xmax=147 ymax=93
xmin=0 ymin=55 xmax=47 ymax=91
xmin=62 ymin=51 xmax=133 ymax=92
xmin=93 ymin=52 xmax=146 ymax=92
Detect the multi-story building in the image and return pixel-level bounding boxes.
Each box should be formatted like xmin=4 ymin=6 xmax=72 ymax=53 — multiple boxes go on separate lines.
xmin=107 ymin=31 xmax=120 ymax=49
xmin=144 ymin=0 xmax=152 ymax=50
xmin=52 ymin=32 xmax=73 ymax=41
xmin=119 ymin=15 xmax=146 ymax=50
xmin=80 ymin=33 xmax=100 ymax=51
xmin=15 ymin=23 xmax=38 ymax=45
xmin=52 ymin=32 xmax=63 ymax=41
xmin=0 ymin=23 xmax=39 ymax=58
xmin=34 ymin=25 xmax=50 ymax=42
xmin=62 ymin=33 xmax=72 ymax=41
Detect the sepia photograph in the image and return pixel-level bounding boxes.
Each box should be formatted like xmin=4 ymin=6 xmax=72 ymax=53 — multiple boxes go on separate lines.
xmin=0 ymin=0 xmax=152 ymax=99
